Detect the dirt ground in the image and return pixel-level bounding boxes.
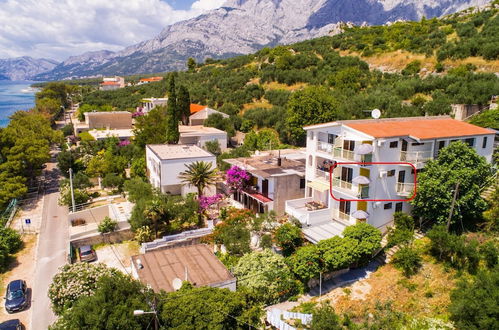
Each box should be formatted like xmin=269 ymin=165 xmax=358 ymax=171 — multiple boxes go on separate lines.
xmin=312 ymin=256 xmax=457 ymax=322
xmin=94 ymin=241 xmax=140 ymax=275
xmin=0 ymin=234 xmax=38 ymax=328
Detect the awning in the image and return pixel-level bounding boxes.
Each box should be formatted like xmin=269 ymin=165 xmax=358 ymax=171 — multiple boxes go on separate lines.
xmin=354 ymin=143 xmax=374 ymax=155
xmin=352 ymin=175 xmax=370 ymax=184
xmin=242 ymin=190 xmax=273 ymax=204
xmin=307 ymin=180 xmax=330 ymax=192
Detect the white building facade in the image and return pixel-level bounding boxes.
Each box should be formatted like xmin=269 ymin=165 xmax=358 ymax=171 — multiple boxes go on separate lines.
xmin=146 ymin=144 xmax=217 ymax=196
xmin=285 ymin=116 xmax=495 ymax=243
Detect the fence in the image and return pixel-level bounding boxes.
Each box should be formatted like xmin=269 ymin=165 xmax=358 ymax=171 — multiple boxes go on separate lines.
xmin=266 ymin=309 xmax=312 ymax=330
xmin=140 ymin=228 xmax=214 ymax=253
xmin=0 ymin=199 xmax=18 ymax=227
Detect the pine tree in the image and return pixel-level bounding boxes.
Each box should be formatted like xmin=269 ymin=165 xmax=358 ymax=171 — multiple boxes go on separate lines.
xmin=178 ymin=85 xmax=191 ymax=125
xmin=165 ymin=74 xmax=179 ymax=144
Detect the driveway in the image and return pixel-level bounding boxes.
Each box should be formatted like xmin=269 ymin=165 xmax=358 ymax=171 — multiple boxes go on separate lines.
xmin=30 ymin=149 xmax=69 ymax=330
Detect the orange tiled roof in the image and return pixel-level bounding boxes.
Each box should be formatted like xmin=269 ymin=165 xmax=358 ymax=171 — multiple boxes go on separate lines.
xmin=346 ymin=118 xmax=494 ymax=140
xmin=190 ymin=103 xmax=206 ymax=114
xmin=139 ymin=77 xmax=163 ymax=82
xmin=101 ymin=81 xmax=119 ymax=85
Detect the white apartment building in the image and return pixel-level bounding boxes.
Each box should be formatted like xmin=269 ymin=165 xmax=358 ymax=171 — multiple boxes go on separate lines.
xmin=285 ymin=116 xmax=495 ymax=243
xmin=179 ymin=125 xmax=228 ymax=151
xmin=139 ymin=98 xmax=168 ymax=114
xmin=146 ymin=144 xmax=217 ymax=196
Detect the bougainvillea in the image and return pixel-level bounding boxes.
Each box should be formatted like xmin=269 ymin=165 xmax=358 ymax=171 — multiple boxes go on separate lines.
xmin=226 ymin=166 xmax=250 ymax=192
xmin=118 ymin=139 xmax=131 ymax=147
xmin=199 ymin=194 xmax=224 ymax=211
xmin=132 ymin=111 xmax=145 ymax=118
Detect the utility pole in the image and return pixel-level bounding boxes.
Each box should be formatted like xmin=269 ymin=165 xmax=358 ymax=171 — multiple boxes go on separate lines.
xmin=69 ymin=168 xmax=76 ymax=212
xmin=446 ymin=181 xmax=460 ymax=231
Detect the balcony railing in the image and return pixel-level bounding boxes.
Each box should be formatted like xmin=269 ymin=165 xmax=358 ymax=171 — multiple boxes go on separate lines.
xmin=332 ymin=177 xmax=353 ymax=191
xmin=317 ymin=141 xmax=333 ymax=154
xmin=334 ymin=210 xmax=356 ymax=225
xmin=285 ymin=197 xmax=332 ymax=226
xmin=396 ymin=182 xmax=415 ymax=196
xmin=333 ymin=147 xmax=355 ymax=161
xmin=400 ymin=150 xmax=433 ymax=164
xmin=315 ymin=169 xmax=331 ymax=181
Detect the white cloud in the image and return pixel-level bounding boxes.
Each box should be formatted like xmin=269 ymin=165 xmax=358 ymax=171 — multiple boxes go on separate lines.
xmin=0 ymin=0 xmax=225 ymax=61
xmin=191 ymin=0 xmax=226 ymax=11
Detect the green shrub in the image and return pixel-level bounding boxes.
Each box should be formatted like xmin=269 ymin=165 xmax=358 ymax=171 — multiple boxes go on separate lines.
xmin=0 ymin=228 xmax=22 ymax=254
xmin=134 ymin=226 xmax=153 ymax=244
xmin=317 ymin=236 xmax=358 ymax=271
xmin=259 ymin=234 xmax=273 ymax=249
xmin=287 ymin=245 xmax=321 ymax=282
xmin=274 ymin=222 xmax=303 ymax=256
xmin=392 ymin=246 xmax=422 ymax=277
xmin=343 ymin=223 xmax=382 ymax=266
xmin=97 ymin=216 xmax=118 ymax=234
xmin=480 ymin=241 xmax=499 ymax=269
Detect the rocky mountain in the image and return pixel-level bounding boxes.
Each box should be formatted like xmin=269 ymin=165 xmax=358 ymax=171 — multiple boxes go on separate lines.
xmin=0 ymin=56 xmax=59 ymax=81
xmin=35 ymin=0 xmax=490 ymax=81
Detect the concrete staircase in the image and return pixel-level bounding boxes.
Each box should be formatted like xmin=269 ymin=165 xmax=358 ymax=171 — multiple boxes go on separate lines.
xmin=480 ymin=171 xmax=498 ymax=201
xmin=379 ymin=230 xmax=425 ymax=264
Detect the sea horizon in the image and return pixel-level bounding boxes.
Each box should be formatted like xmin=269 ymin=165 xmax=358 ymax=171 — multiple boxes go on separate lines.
xmin=0 ymin=80 xmax=37 ymax=127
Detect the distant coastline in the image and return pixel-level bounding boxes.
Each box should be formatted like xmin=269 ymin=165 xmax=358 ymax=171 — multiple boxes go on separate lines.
xmin=0 ymin=80 xmax=37 ymax=127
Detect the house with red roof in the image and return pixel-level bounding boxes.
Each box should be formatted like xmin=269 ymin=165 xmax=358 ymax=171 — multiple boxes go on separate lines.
xmin=285 ymin=116 xmax=495 ymax=243
xmin=137 ymin=76 xmax=163 ymax=85
xmin=100 ymin=76 xmax=125 ymax=91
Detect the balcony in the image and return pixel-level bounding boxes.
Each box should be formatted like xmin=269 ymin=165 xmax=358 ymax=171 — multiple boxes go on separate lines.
xmin=396 ymin=182 xmax=415 ymax=196
xmin=333 ymin=209 xmax=357 ymax=225
xmin=285 ymin=197 xmax=332 ymax=226
xmin=333 ymin=146 xmax=355 ymax=161
xmin=317 ymin=141 xmax=334 ymax=154
xmin=400 ymin=150 xmax=433 ymax=166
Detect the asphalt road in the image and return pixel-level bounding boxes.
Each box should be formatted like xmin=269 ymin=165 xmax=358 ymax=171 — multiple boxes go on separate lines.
xmin=30 ymin=149 xmax=68 ymax=330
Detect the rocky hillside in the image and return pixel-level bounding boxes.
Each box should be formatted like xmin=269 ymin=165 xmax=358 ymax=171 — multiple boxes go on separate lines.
xmin=35 ymin=0 xmax=490 ymax=80
xmin=0 ymin=56 xmax=58 ymax=81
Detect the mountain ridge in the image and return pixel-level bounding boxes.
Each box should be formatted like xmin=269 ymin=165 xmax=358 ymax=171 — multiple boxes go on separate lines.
xmin=28 ymin=0 xmax=493 ymax=80
xmin=0 ymin=56 xmax=59 ymax=81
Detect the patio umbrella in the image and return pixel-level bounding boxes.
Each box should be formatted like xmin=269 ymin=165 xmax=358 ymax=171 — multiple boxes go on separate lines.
xmin=354 ymin=143 xmax=374 ymax=155
xmin=352 ymin=175 xmax=370 ymax=185
xmin=352 ymin=210 xmax=369 ymax=219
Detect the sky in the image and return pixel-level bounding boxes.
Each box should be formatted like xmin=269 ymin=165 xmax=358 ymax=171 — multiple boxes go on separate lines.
xmin=0 ymin=0 xmax=226 ymax=61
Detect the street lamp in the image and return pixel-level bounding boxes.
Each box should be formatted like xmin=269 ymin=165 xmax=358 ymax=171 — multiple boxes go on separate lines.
xmin=133 ymin=310 xmax=158 ymax=330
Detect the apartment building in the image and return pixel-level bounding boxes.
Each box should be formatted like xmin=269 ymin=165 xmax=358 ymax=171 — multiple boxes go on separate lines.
xmin=146 ymin=144 xmax=217 ymax=196
xmin=285 ymin=116 xmax=495 ymax=243
xmin=224 ymin=149 xmax=306 ymax=215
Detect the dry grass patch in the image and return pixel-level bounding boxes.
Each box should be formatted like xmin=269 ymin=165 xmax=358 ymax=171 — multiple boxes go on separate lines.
xmin=327 ymin=257 xmax=456 ymax=321
xmin=242 ymin=100 xmax=273 ymax=112
xmin=262 ymin=81 xmax=307 ymax=91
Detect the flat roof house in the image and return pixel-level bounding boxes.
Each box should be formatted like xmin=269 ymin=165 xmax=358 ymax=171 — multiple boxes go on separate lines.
xmin=146 ymin=144 xmax=217 ymax=196
xmin=139 ymin=98 xmax=168 ymax=114
xmin=179 ymin=125 xmax=228 ymax=151
xmin=189 ymin=107 xmax=229 ymax=126
xmin=224 ymin=149 xmax=306 ymax=215
xmin=285 ymin=116 xmax=495 ymax=243
xmin=131 ymin=244 xmax=236 ymax=292
xmin=74 ymin=111 xmax=133 ymax=134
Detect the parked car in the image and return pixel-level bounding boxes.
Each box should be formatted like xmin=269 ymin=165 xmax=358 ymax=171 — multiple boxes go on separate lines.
xmin=0 ymin=319 xmax=22 ymax=330
xmin=79 ymin=245 xmax=97 ymax=262
xmin=4 ymin=280 xmax=28 ymax=313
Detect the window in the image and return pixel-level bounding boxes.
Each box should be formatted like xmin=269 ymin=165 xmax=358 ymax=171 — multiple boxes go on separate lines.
xmin=299 ymin=178 xmax=306 ymax=189
xmin=389 ymin=141 xmax=398 ymax=148
xmin=384 ymin=203 xmax=392 ymax=210
xmin=328 ymin=134 xmax=336 ymax=144
xmin=309 ymin=132 xmax=314 ymax=140
xmin=464 ymin=138 xmax=475 ymax=147
xmin=387 ymin=170 xmax=396 ymax=177
xmin=411 ymin=142 xmax=424 ymax=146
xmin=482 ymin=137 xmax=488 ymax=149
xmin=437 ymin=140 xmax=445 ymax=152
xmin=395 ymin=202 xmax=403 ymax=213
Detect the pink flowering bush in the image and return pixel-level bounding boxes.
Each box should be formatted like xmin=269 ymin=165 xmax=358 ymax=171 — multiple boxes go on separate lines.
xmin=118 ymin=139 xmax=131 ymax=147
xmin=226 ymin=166 xmax=250 ymax=192
xmin=199 ymin=194 xmax=224 ymax=211
xmin=132 ymin=111 xmax=145 ymax=118
xmin=48 ymin=262 xmax=119 ymax=315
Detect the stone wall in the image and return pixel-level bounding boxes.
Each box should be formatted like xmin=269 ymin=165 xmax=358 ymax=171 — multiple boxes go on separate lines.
xmin=274 ymin=174 xmax=306 ymax=215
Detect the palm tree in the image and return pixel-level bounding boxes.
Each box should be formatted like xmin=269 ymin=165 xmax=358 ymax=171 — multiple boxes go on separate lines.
xmin=143 ymin=199 xmax=165 ymax=238
xmin=179 ymin=161 xmax=219 ymax=197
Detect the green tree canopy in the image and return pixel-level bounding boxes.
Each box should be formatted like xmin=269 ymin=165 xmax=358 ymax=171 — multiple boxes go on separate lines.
xmin=411 ymin=141 xmax=492 ymax=226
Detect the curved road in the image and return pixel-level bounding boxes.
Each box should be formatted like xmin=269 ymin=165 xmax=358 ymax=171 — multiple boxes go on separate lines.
xmin=30 ymin=149 xmax=68 ymax=330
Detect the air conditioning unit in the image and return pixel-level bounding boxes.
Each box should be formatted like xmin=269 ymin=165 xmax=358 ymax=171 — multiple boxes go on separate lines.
xmin=377 ymin=140 xmax=385 ymax=147
xmin=379 ymin=170 xmax=387 ymax=178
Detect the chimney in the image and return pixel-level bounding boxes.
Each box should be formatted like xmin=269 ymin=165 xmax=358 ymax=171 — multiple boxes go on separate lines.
xmin=277 ymin=149 xmax=282 ymax=167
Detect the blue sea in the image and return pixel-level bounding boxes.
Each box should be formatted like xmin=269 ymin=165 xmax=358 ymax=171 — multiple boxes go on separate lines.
xmin=0 ymin=81 xmax=37 ymax=127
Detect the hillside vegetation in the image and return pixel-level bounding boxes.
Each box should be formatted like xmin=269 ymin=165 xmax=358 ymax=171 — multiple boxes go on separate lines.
xmin=79 ymin=3 xmax=499 ymax=145
xmin=332 ymin=1 xmax=499 ymax=71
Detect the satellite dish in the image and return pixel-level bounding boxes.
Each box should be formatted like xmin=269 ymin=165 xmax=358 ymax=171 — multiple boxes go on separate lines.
xmin=172 ymin=278 xmax=183 ymax=291
xmin=371 ymin=109 xmax=381 ymax=119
